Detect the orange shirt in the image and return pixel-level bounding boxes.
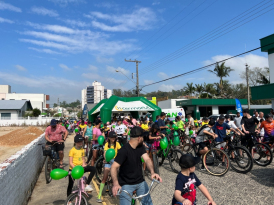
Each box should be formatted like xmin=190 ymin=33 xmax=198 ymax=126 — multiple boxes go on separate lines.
xmin=260 ymin=120 xmax=274 ymax=135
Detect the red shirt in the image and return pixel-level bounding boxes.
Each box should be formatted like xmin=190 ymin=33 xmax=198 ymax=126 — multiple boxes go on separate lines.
xmin=45 ymin=124 xmax=67 ymax=141
xmin=260 ymin=120 xmax=274 ymax=135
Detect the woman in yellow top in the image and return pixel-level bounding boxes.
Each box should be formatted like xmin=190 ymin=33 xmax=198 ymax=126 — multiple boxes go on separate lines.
xmin=141 ymin=119 xmax=149 ymax=131
xmin=67 ymin=134 xmax=96 ymax=197
xmin=175 ymin=116 xmax=185 ymax=131
xmin=97 ymin=131 xmax=121 ymax=203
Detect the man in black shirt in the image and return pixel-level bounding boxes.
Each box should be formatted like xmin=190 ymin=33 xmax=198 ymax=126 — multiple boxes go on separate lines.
xmin=241 ymin=109 xmax=259 ymax=146
xmin=157 ymin=112 xmax=168 ymax=134
xmin=111 ymin=127 xmax=162 ymax=205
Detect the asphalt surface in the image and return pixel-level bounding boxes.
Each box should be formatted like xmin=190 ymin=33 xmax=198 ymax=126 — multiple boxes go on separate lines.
xmin=28 ymin=134 xmax=98 ymax=205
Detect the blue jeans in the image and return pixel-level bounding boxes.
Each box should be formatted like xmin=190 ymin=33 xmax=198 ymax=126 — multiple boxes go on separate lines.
xmin=119 ymin=181 xmax=153 ymax=205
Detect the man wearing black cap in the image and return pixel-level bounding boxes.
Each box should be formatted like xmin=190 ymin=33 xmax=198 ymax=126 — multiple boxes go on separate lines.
xmin=45 ymin=119 xmax=68 ymax=168
xmin=172 ymin=154 xmax=216 ymax=205
xmin=111 ymin=126 xmax=162 ymax=205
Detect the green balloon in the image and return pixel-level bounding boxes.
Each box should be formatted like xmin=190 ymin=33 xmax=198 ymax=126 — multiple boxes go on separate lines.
xmin=174 ymin=131 xmax=179 ymax=136
xmin=173 ymin=136 xmax=180 ymax=146
xmin=128 ymin=130 xmax=130 ymax=135
xmin=189 ymin=130 xmax=194 ymax=135
xmin=174 ymin=126 xmax=178 ymax=130
xmin=50 ymin=169 xmax=68 ymax=180
xmin=172 ymin=124 xmax=176 ymax=128
xmin=66 ymin=124 xmax=69 ymax=128
xmin=167 ymin=124 xmax=170 ymax=128
xmin=160 ymin=139 xmax=168 ymax=149
xmin=185 ymin=119 xmax=188 ymax=122
xmin=163 ymin=137 xmax=168 ymax=144
xmin=173 ymin=120 xmax=175 ymax=123
xmin=101 ymin=124 xmax=104 ymax=128
xmin=62 ymin=124 xmax=64 ymax=126
xmin=98 ymin=135 xmax=104 ymax=145
xmin=166 ymin=129 xmax=171 ymax=134
xmin=141 ymin=157 xmax=144 ymax=163
xmin=75 ymin=128 xmax=79 ymax=133
xmin=112 ymin=125 xmax=116 ymax=128
xmin=195 ymin=123 xmax=198 ymax=127
xmin=105 ymin=148 xmax=115 ymax=162
xmin=71 ymin=166 xmax=84 ymax=179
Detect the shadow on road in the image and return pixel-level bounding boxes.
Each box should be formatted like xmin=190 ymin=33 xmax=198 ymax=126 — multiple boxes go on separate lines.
xmin=249 ymin=165 xmax=274 ymax=187
xmin=52 ymin=200 xmax=65 ymax=205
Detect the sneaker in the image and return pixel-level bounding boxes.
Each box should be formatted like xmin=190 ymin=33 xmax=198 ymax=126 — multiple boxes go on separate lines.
xmin=239 ymin=160 xmax=244 ymax=164
xmin=85 ymin=185 xmax=93 ymax=192
xmin=222 ymin=162 xmax=226 ymax=166
xmin=200 ymin=165 xmax=206 ymax=171
xmin=97 ymin=198 xmax=103 ymax=203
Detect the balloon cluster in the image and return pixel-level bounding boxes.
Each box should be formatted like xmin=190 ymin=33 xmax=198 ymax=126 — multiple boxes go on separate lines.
xmin=50 ymin=166 xmax=84 ymax=180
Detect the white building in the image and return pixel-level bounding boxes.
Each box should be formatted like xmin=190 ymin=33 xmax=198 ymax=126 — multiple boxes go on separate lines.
xmin=158 ymin=99 xmax=187 ymax=109
xmin=81 ymin=81 xmax=112 ymax=108
xmin=0 ymin=85 xmax=49 ymax=112
xmin=0 ymin=100 xmax=33 ymax=119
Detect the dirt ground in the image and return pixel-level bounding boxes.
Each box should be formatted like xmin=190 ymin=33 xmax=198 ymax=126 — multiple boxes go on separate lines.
xmin=0 ymin=126 xmax=45 ymax=163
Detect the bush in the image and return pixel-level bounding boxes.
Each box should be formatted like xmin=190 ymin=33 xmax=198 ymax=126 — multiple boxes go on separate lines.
xmin=33 ymin=108 xmax=41 ymax=117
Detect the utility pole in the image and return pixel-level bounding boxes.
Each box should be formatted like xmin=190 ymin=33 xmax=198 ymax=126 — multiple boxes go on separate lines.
xmin=246 ymin=63 xmax=250 ymax=109
xmin=125 ymin=59 xmax=141 ymax=96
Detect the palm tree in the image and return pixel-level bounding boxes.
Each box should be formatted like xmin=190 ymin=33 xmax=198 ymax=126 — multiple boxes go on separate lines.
xmin=195 ymin=84 xmax=204 ymax=98
xmin=208 ymin=62 xmax=234 ymax=95
xmin=184 ymin=82 xmax=196 ymax=97
xmin=257 ymin=67 xmax=270 ymax=85
xmin=204 ymin=83 xmax=216 ymax=98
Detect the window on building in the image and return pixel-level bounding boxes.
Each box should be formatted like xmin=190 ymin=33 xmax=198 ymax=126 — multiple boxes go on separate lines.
xmin=218 ymin=106 xmax=235 ymax=115
xmin=1 ymin=113 xmax=11 ymax=119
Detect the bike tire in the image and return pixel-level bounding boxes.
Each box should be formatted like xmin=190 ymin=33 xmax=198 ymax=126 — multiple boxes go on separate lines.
xmin=152 ymin=152 xmax=160 ymax=175
xmin=203 ymin=148 xmax=230 ymax=176
xmin=45 ymin=156 xmax=52 ymax=184
xmin=95 ymin=156 xmax=104 ymax=183
xmin=158 ymin=151 xmax=165 ymax=166
xmin=229 ymin=146 xmax=253 ymax=174
xmin=169 ymin=149 xmax=183 ymax=173
xmin=251 ymin=143 xmax=273 ymax=166
xmin=181 ymin=143 xmax=193 ymax=154
xmin=65 ymin=192 xmax=88 ymax=205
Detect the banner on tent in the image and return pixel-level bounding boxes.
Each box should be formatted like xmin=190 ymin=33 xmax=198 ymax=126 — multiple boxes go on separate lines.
xmin=92 ymin=103 xmax=105 ymax=114
xmin=112 ymin=101 xmax=154 ymax=111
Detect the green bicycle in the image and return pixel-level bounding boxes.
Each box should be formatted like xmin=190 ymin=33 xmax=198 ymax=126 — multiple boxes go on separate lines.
xmin=157 ymin=135 xmax=183 ymax=173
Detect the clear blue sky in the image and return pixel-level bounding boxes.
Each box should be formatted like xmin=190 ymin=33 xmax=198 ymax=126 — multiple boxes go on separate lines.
xmin=0 ymin=0 xmax=273 ymax=104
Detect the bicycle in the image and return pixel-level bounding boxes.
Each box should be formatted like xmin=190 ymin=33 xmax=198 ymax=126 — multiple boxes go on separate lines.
xmin=93 ymin=144 xmax=105 ymax=182
xmin=214 ymin=133 xmax=253 ymax=174
xmin=151 ymin=139 xmax=160 ymax=175
xmin=40 ymin=142 xmax=60 ymax=184
xmin=65 ymin=172 xmax=89 ymax=205
xmin=246 ymin=132 xmax=273 ymax=166
xmin=157 ymin=135 xmax=184 ymax=173
xmin=117 ymin=179 xmax=159 ymax=205
xmin=181 ymin=137 xmax=230 ymax=176
xmin=84 ymin=136 xmax=92 ymax=159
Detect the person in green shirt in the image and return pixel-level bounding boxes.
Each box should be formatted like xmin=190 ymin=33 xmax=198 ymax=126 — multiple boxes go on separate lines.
xmin=175 ymin=116 xmax=185 ymax=131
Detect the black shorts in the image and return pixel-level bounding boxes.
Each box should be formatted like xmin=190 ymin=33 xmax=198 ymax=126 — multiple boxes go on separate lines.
xmin=197 ymin=142 xmax=207 ymax=152
xmin=46 ymin=141 xmax=64 ymax=152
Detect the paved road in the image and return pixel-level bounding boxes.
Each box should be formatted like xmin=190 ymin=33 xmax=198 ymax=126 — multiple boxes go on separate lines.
xmin=28 ymin=134 xmax=98 ymax=205
xmin=148 ymin=157 xmax=274 ymax=205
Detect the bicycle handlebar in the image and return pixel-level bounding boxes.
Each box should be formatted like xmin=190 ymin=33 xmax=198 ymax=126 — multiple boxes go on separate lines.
xmin=117 ymin=179 xmax=159 ymax=199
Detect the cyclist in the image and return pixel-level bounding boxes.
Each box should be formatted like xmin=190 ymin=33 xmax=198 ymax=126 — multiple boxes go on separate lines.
xmin=45 ymin=119 xmax=68 ymax=168
xmin=172 ymin=154 xmax=216 ymax=205
xmin=175 ymin=116 xmax=185 ymax=131
xmin=115 ymin=118 xmax=129 ymax=146
xmin=212 ymin=115 xmax=237 ymax=166
xmin=241 ymin=109 xmax=259 ymax=147
xmin=97 ymin=131 xmax=121 ymax=203
xmin=234 ymin=112 xmax=242 ymax=130
xmin=195 ymin=120 xmax=217 ymax=170
xmin=225 ymin=115 xmax=244 ymax=136
xmin=111 ymin=126 xmax=162 ymax=205
xmin=67 ymin=134 xmax=96 ymax=197
xmin=201 ymin=117 xmax=209 ymax=126
xmin=257 ymin=113 xmax=274 ymax=142
xmin=78 ymin=119 xmax=87 ymax=134
xmin=89 ymin=119 xmax=105 ymax=166
xmin=103 ymin=123 xmax=110 ymax=139
xmin=157 ymin=112 xmax=168 ymax=135
xmin=83 ymin=121 xmax=93 ymax=149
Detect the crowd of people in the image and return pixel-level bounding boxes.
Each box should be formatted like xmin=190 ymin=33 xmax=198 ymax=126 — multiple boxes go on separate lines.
xmin=44 ymin=108 xmax=274 ymax=205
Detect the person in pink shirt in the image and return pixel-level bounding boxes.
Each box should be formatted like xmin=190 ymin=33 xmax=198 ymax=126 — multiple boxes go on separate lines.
xmin=90 ymin=119 xmax=105 ymax=166
xmin=130 ymin=116 xmax=137 ymax=126
xmin=45 ymin=119 xmax=68 ymax=168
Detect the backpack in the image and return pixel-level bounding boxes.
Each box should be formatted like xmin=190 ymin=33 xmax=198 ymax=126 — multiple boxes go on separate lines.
xmin=196 ymin=125 xmax=209 ymax=136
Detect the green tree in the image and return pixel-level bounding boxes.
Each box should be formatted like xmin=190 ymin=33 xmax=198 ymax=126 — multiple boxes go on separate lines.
xmin=32 ymin=108 xmax=41 ymax=117
xmin=208 ymin=62 xmax=234 ymax=95
xmin=195 ymin=84 xmax=204 ymax=98
xmin=257 ymin=67 xmax=270 ymax=85
xmin=184 ymin=82 xmax=196 ymax=97
xmin=204 ymin=83 xmax=216 ymax=98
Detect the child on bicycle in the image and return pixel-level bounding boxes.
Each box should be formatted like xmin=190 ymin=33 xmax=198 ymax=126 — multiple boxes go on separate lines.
xmin=67 ymin=135 xmax=96 ymax=197
xmin=97 ymin=131 xmax=121 ymax=203
xmin=172 ymin=154 xmax=216 ymax=205
xmin=83 ymin=121 xmax=93 ymax=149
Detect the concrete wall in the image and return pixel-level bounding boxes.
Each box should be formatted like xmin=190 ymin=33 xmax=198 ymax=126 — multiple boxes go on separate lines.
xmin=0 ymin=93 xmax=6 ymax=100
xmin=0 ymin=85 xmax=11 ymax=93
xmin=0 ymin=134 xmax=46 ymax=205
xmin=269 ymin=52 xmax=274 ymax=83
xmin=0 ymin=117 xmax=52 ymax=126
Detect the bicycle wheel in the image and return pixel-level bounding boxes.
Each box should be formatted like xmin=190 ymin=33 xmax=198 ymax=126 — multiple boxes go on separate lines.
xmin=229 ymin=146 xmax=253 ymax=174
xmin=45 ymin=156 xmax=52 ymax=184
xmin=152 ymin=152 xmax=160 ymax=175
xmin=203 ymin=148 xmax=230 ymax=176
xmin=181 ymin=143 xmax=193 ymax=154
xmin=95 ymin=156 xmax=104 ymax=183
xmin=157 ymin=150 xmax=165 ymax=166
xmin=65 ymin=192 xmax=88 ymax=205
xmin=251 ymin=143 xmax=273 ymax=166
xmin=169 ymin=149 xmax=183 ymax=173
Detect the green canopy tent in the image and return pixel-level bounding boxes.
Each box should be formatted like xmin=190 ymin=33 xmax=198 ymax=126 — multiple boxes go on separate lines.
xmin=88 ymin=95 xmax=162 ymax=123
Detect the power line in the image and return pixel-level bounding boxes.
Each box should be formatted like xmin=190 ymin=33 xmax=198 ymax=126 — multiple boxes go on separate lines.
xmin=139 ymin=0 xmax=273 ymax=75
xmin=141 ymin=41 xmax=274 ymax=88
